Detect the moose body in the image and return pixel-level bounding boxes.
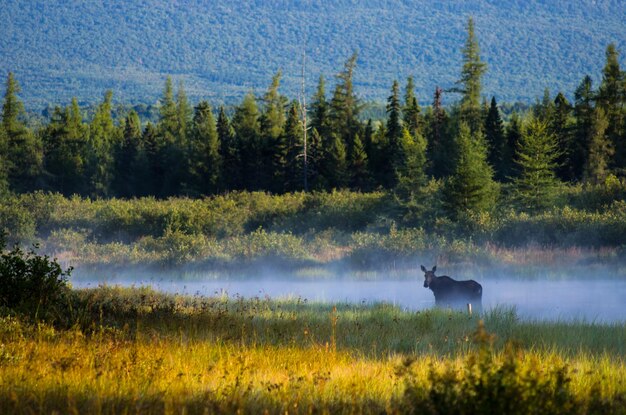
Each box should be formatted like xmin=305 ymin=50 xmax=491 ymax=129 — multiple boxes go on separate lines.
xmin=421 ymin=265 xmax=482 ymax=310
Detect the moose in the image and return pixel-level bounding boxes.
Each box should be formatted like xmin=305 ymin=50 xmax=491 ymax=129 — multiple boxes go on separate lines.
xmin=421 ymin=265 xmax=482 ymax=311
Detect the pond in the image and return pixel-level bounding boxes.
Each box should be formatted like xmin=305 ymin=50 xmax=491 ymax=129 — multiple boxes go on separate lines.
xmin=71 ymin=271 xmax=626 ymax=323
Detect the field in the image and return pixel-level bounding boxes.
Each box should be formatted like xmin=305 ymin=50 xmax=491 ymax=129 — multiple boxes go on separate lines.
xmin=2 ymin=286 xmax=626 ymax=414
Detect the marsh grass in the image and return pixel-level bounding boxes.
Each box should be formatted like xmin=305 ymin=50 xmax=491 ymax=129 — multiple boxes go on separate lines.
xmin=2 ymin=286 xmax=626 ymax=413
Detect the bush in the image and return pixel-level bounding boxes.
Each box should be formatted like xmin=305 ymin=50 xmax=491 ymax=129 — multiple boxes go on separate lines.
xmin=0 ymin=238 xmax=72 ymax=320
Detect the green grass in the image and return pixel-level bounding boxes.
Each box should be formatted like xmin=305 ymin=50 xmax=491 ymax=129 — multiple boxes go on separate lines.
xmin=2 ymin=286 xmax=626 ymax=413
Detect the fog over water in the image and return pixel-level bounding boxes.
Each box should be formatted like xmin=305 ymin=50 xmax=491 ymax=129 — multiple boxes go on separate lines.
xmin=72 ymin=269 xmax=626 ymax=323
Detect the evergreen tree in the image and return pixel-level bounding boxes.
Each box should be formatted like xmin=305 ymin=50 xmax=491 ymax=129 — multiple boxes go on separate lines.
xmin=310 ymin=75 xmax=331 ymax=138
xmin=138 ymin=123 xmax=162 ymax=197
xmin=502 ymin=112 xmax=522 ymax=181
xmin=1 ymin=72 xmax=42 ymax=192
xmin=86 ymin=90 xmax=117 ymax=197
xmin=189 ymin=101 xmax=221 ymax=195
xmin=513 ymin=117 xmax=561 ymax=211
xmin=427 ymin=86 xmax=453 ymax=178
xmin=217 ymin=106 xmax=240 ymax=190
xmin=484 ymin=96 xmax=505 ymax=180
xmin=307 ymin=128 xmax=324 ymax=190
xmin=348 ymin=133 xmax=371 ymax=190
xmin=551 ymin=92 xmax=574 ymax=181
xmin=572 ymin=75 xmax=595 ymax=181
xmin=394 ymin=127 xmax=427 ymax=199
xmin=0 ymin=126 xmax=8 ymax=194
xmin=159 ymin=77 xmax=178 ymax=141
xmin=321 ymin=133 xmax=348 ymax=189
xmin=232 ymin=92 xmax=263 ymax=190
xmin=112 ymin=110 xmax=142 ymax=198
xmin=457 ymin=17 xmax=487 ymax=134
xmin=534 ymin=88 xmax=555 ymax=122
xmin=584 ymin=107 xmax=614 ymax=184
xmin=443 ymin=122 xmax=498 ymax=216
xmin=330 ymin=52 xmax=360 ymax=147
xmin=385 ymin=80 xmax=404 ymax=187
xmin=42 ymin=98 xmax=87 ymax=195
xmin=283 ymin=102 xmax=303 ymax=192
xmin=597 ymin=44 xmax=624 ymax=168
xmin=403 ymin=76 xmax=423 ymax=137
xmin=260 ymin=71 xmax=287 ymax=140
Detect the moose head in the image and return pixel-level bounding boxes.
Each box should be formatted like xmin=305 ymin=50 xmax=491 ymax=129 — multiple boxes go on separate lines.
xmin=421 ymin=265 xmax=437 ymax=288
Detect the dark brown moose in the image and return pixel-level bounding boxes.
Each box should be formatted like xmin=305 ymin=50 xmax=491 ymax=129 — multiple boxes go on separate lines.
xmin=421 ymin=265 xmax=482 ymax=311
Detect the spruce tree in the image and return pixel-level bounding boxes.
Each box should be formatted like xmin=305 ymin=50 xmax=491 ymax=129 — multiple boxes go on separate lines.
xmin=484 ymin=96 xmax=505 ymax=180
xmin=348 ymin=133 xmax=371 ymax=190
xmin=428 ymin=86 xmax=453 ymax=178
xmin=502 ymin=112 xmax=522 ymax=181
xmin=551 ymin=92 xmax=574 ymax=181
xmin=597 ymin=44 xmax=624 ymax=168
xmin=112 ymin=110 xmax=142 ymax=198
xmin=403 ymin=76 xmax=423 ymax=137
xmin=310 ymin=75 xmax=331 ymax=138
xmin=443 ymin=122 xmax=498 ymax=216
xmin=189 ymin=101 xmax=221 ymax=195
xmin=217 ymin=106 xmax=240 ymax=191
xmin=513 ymin=117 xmax=561 ymax=211
xmin=330 ymin=52 xmax=360 ymax=147
xmin=86 ymin=90 xmax=117 ymax=197
xmin=283 ymin=102 xmax=303 ymax=192
xmin=457 ymin=17 xmax=487 ymax=134
xmin=394 ymin=128 xmax=428 ymax=201
xmin=322 ymin=133 xmax=348 ymax=189
xmin=572 ymin=75 xmax=595 ymax=181
xmin=1 ymin=72 xmax=42 ymax=192
xmin=232 ymin=92 xmax=263 ymax=190
xmin=42 ymin=99 xmax=87 ymax=195
xmin=584 ymin=107 xmax=614 ymax=185
xmin=385 ymin=80 xmax=404 ymax=187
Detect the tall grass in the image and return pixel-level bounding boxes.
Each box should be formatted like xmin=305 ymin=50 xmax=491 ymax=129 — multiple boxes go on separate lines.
xmin=2 ymin=287 xmax=626 ymax=413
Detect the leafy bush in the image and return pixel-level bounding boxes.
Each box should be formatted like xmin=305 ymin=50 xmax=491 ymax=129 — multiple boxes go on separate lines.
xmin=0 ymin=238 xmax=72 ymax=320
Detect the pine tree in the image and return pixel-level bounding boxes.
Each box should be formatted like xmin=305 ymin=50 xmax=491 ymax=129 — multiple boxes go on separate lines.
xmin=1 ymin=72 xmax=42 ymax=192
xmin=322 ymin=133 xmax=348 ymax=189
xmin=330 ymin=52 xmax=360 ymax=147
xmin=534 ymin=88 xmax=555 ymax=123
xmin=86 ymin=90 xmax=117 ymax=197
xmin=217 ymin=106 xmax=240 ymax=191
xmin=112 ymin=110 xmax=142 ymax=198
xmin=513 ymin=117 xmax=561 ymax=211
xmin=484 ymin=96 xmax=505 ymax=180
xmin=457 ymin=17 xmax=487 ymax=134
xmin=189 ymin=101 xmax=221 ymax=195
xmin=310 ymin=75 xmax=331 ymax=138
xmin=551 ymin=92 xmax=574 ymax=181
xmin=42 ymin=99 xmax=87 ymax=195
xmin=307 ymin=128 xmax=324 ymax=190
xmin=502 ymin=112 xmax=522 ymax=181
xmin=283 ymin=102 xmax=303 ymax=192
xmin=394 ymin=128 xmax=427 ymax=199
xmin=260 ymin=71 xmax=287 ymax=140
xmin=584 ymin=107 xmax=614 ymax=185
xmin=138 ymin=123 xmax=162 ymax=196
xmin=232 ymin=92 xmax=263 ymax=190
xmin=572 ymin=75 xmax=595 ymax=181
xmin=443 ymin=122 xmax=498 ymax=216
xmin=403 ymin=76 xmax=423 ymax=137
xmin=427 ymin=86 xmax=453 ymax=178
xmin=385 ymin=80 xmax=404 ymax=187
xmin=597 ymin=44 xmax=624 ymax=168
xmin=348 ymin=133 xmax=371 ymax=190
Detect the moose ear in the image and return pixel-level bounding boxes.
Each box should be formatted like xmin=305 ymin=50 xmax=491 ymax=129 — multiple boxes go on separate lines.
xmin=432 ymin=265 xmax=437 ymax=272
xmin=420 ymin=265 xmax=427 ymax=272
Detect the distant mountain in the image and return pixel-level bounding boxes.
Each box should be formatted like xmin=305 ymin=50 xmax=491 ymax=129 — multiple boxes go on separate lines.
xmin=1 ymin=0 xmax=625 ymax=109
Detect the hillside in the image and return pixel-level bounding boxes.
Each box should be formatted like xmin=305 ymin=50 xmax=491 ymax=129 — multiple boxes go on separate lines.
xmin=1 ymin=0 xmax=625 ymax=108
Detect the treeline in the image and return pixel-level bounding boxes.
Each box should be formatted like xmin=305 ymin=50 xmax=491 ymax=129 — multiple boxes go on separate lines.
xmin=1 ymin=18 xmax=625 ymax=217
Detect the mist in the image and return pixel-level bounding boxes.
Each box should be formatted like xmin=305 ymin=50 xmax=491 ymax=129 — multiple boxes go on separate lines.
xmin=71 ymin=264 xmax=626 ymax=324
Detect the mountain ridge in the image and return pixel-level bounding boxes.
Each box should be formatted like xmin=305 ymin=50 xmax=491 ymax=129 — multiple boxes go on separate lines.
xmin=1 ymin=0 xmax=625 ymax=108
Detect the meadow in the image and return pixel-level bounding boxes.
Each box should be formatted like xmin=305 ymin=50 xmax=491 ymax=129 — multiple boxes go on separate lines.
xmin=2 ymin=285 xmax=626 ymax=414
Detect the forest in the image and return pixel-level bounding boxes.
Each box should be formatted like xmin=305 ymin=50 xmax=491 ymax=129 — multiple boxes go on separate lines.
xmin=1 ymin=18 xmax=625 ymax=219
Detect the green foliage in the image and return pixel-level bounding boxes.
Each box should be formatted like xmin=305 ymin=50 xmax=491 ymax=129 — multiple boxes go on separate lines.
xmin=0 ymin=238 xmax=71 ymax=320
xmin=458 ymin=17 xmax=487 ymax=134
xmin=444 ymin=122 xmax=498 ymax=216
xmin=513 ymin=117 xmax=561 ymax=211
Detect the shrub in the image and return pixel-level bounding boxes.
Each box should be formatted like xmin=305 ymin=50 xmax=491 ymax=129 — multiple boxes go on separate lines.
xmin=0 ymin=238 xmax=72 ymax=320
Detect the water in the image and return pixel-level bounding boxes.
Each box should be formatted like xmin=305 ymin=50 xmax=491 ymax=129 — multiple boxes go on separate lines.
xmin=71 ymin=273 xmax=626 ymax=323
